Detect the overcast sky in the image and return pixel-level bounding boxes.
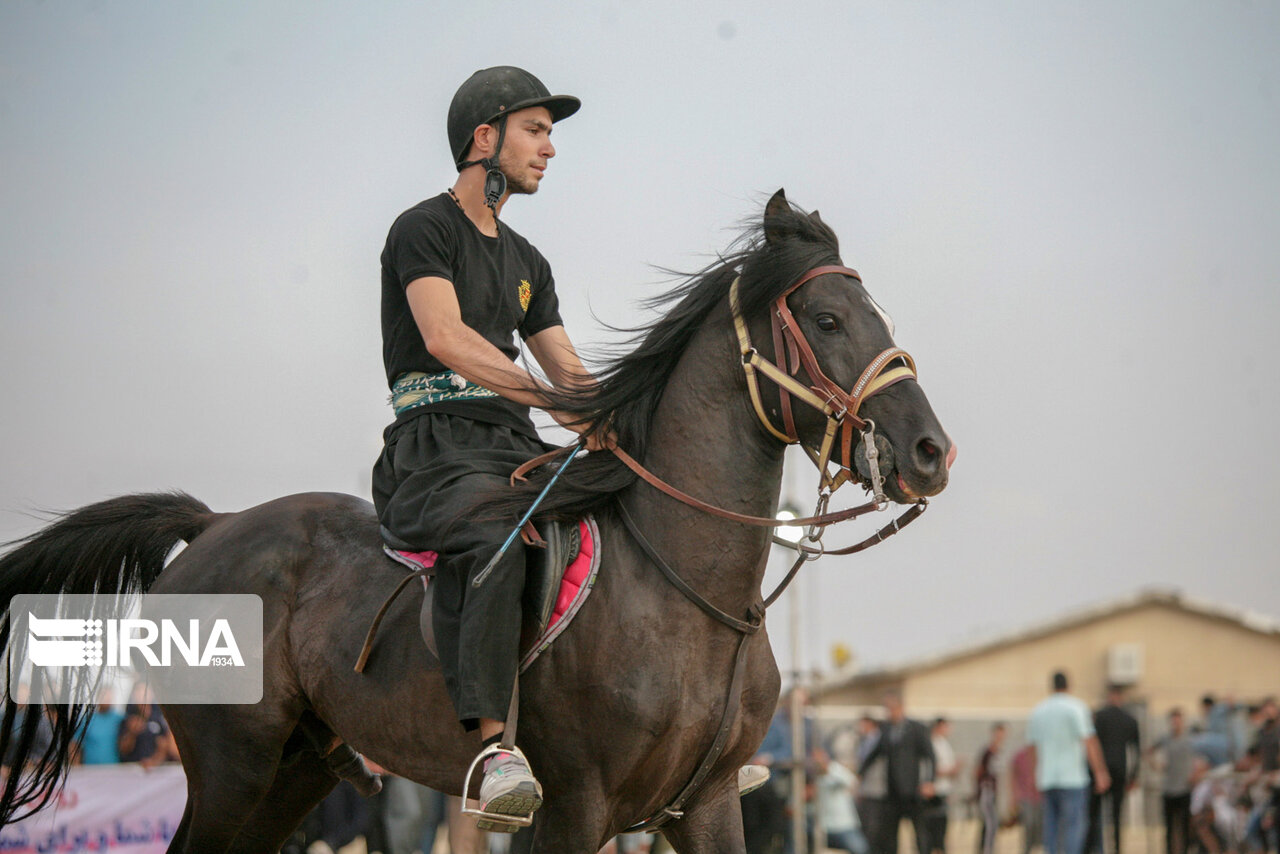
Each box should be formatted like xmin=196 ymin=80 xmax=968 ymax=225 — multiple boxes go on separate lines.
xmin=2 ymin=0 xmax=1278 ymax=677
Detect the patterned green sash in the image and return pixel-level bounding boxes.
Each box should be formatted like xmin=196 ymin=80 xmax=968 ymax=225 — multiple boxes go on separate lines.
xmin=391 ymin=371 xmax=498 ymax=417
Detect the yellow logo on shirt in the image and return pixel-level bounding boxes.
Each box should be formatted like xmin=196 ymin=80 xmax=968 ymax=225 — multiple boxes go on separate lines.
xmin=518 ymin=279 xmax=532 ymax=312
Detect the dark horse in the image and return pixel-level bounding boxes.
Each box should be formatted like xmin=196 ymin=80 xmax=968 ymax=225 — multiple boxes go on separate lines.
xmin=0 ymin=190 xmax=951 ymax=852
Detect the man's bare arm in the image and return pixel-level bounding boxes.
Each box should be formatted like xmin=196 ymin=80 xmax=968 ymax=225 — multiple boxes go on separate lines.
xmin=1086 ymin=735 xmax=1111 ymax=793
xmin=526 ymin=325 xmax=616 ymax=450
xmin=407 ymin=277 xmax=605 ymax=445
xmin=525 ymin=325 xmax=592 ymax=392
xmin=407 ymin=276 xmax=552 ymax=407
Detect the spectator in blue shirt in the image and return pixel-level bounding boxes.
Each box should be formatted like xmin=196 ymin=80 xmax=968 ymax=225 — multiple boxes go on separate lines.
xmin=1027 ymin=671 xmax=1111 ymax=854
xmin=77 ymin=688 xmax=125 ymax=765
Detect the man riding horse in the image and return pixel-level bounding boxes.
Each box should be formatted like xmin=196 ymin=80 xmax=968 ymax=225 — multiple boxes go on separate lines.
xmin=366 ymin=66 xmax=766 ymax=830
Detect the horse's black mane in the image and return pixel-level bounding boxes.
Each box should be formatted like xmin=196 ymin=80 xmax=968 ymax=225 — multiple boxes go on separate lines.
xmin=482 ymin=195 xmax=842 ymax=524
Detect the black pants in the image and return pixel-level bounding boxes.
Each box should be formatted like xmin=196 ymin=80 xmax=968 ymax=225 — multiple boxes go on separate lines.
xmin=920 ymin=797 xmax=948 ymax=854
xmin=372 ymin=412 xmax=549 ymax=728
xmin=1162 ymin=793 xmax=1191 ymax=854
xmin=865 ymin=796 xmax=929 ymax=854
xmin=742 ymin=784 xmax=788 ymax=854
xmin=1087 ymin=776 xmax=1127 ymax=854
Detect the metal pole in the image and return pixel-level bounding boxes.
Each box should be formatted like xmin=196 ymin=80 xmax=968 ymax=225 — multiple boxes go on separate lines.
xmin=790 ymin=578 xmax=807 ymax=854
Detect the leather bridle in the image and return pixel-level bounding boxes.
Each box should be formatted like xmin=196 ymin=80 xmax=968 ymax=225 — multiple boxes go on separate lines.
xmin=732 ymin=263 xmax=918 ymax=499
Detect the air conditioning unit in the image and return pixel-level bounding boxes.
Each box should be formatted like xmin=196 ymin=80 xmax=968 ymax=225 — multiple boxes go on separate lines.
xmin=1107 ymin=644 xmax=1143 ymax=685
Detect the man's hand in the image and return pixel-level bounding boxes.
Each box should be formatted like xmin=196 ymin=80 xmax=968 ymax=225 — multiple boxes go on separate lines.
xmin=582 ymin=427 xmax=617 ymax=452
xmin=528 ymin=326 xmax=615 ymax=448
xmin=1086 ymin=735 xmax=1111 ymax=793
xmin=583 ymin=421 xmax=618 ymax=452
xmin=550 ymin=410 xmax=617 ymax=451
xmin=920 ymin=781 xmax=936 ymax=799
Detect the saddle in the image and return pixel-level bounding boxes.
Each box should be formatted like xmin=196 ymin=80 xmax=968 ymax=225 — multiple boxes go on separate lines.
xmin=355 ymin=517 xmax=600 ymax=675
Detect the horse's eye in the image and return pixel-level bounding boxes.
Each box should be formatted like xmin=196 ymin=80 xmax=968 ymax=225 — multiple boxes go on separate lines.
xmin=816 ymin=314 xmax=839 ymax=333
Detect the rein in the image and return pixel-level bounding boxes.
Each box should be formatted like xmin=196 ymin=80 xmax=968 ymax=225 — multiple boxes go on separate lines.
xmin=510 ymin=263 xmax=928 ymax=539
xmin=511 ymin=445 xmax=893 ymax=530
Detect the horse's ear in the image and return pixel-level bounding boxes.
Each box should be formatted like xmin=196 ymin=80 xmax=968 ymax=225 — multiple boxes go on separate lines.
xmin=810 ymin=209 xmax=824 ymax=225
xmin=764 ymin=189 xmax=791 ymax=245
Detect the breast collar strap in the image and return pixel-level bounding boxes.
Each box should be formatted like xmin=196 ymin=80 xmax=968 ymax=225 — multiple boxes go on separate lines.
xmin=730 ymin=265 xmax=918 ymax=494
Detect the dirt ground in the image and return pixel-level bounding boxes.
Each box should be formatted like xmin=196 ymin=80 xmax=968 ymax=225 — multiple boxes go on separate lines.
xmin=915 ymin=817 xmax=1163 ymax=854
xmin=328 ymin=816 xmax=1167 ymax=854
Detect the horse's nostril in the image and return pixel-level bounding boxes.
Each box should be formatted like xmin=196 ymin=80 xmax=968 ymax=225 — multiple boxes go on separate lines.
xmin=914 ymin=437 xmax=942 ymax=473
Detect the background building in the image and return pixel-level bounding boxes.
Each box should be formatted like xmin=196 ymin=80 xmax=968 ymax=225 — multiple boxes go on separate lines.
xmin=810 ymin=587 xmax=1279 ymax=826
xmin=815 ymin=586 xmax=1279 ymax=717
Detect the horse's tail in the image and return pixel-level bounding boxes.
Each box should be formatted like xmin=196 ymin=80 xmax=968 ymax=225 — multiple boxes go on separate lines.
xmin=0 ymin=491 xmax=215 ymax=824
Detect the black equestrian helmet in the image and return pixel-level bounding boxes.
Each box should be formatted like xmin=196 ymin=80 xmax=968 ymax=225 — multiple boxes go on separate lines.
xmin=448 ymin=66 xmax=581 ymax=169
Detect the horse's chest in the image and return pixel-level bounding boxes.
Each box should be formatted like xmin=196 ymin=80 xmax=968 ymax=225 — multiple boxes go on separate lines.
xmin=630 ymin=636 xmax=777 ymax=744
xmin=602 ymin=667 xmax=686 ymax=737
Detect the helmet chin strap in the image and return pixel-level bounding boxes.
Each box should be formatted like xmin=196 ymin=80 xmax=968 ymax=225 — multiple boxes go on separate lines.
xmin=482 ymin=166 xmax=506 ymax=213
xmin=459 ymin=115 xmax=509 ymax=217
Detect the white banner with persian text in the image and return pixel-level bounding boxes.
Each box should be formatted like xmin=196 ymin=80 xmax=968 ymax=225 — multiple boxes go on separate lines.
xmin=0 ymin=764 xmax=185 ymax=853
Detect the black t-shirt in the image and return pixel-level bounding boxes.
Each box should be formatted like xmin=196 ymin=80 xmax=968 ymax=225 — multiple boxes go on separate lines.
xmin=380 ymin=193 xmax=563 ymax=437
xmin=1094 ymin=704 xmax=1141 ymax=778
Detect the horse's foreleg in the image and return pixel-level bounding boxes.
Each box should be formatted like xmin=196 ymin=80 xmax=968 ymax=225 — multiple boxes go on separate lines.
xmin=226 ymin=746 xmax=338 ymax=854
xmin=523 ymin=780 xmax=616 ymax=854
xmin=659 ymin=781 xmax=747 ymax=854
xmin=165 ymin=703 xmax=300 ymax=853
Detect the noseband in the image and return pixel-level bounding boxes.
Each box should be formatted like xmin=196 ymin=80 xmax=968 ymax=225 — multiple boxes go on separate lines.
xmin=731 ymin=264 xmax=918 ymax=500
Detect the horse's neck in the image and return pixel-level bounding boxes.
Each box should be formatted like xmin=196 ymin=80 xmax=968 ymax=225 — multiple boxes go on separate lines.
xmin=625 ymin=303 xmax=785 ymax=609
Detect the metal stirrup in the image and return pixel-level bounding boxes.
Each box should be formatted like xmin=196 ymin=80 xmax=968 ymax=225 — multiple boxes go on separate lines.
xmin=459 ymin=743 xmax=538 ymax=831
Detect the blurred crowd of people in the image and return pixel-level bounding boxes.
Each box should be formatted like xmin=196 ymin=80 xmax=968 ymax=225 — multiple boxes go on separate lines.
xmin=7 ymin=677 xmax=1278 ymax=854
xmin=285 ymin=778 xmax=485 ymax=854
xmin=1144 ymin=695 xmax=1279 ymax=854
xmin=286 ymin=775 xmax=663 ymax=854
xmin=741 ymin=680 xmax=1280 ymax=854
xmin=2 ymin=681 xmax=180 ymax=771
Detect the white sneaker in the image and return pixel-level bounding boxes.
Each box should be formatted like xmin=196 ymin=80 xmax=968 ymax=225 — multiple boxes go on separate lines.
xmin=477 ymin=748 xmax=543 ymax=832
xmin=738 ymin=764 xmax=770 ymax=796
